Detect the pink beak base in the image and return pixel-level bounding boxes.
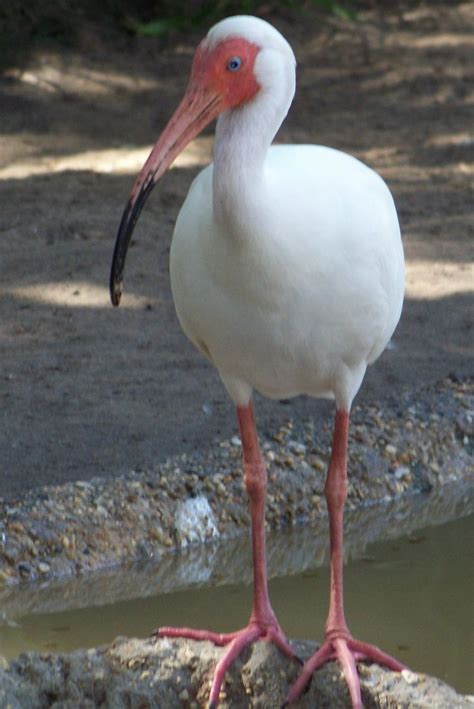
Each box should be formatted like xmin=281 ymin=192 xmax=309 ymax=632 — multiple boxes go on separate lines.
xmin=109 ymin=84 xmax=222 ymax=306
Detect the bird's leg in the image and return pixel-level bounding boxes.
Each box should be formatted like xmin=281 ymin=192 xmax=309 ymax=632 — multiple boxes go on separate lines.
xmin=325 ymin=408 xmax=351 ymax=641
xmin=286 ymin=409 xmax=405 ymax=708
xmin=239 ymin=401 xmax=280 ymax=628
xmin=157 ymin=401 xmax=295 ymax=707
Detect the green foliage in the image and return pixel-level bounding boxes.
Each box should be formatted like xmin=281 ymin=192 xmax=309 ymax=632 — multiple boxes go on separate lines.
xmin=129 ymin=1 xmax=357 ymax=38
xmin=311 ymin=0 xmax=357 ymax=21
xmin=131 ymin=17 xmax=183 ymax=38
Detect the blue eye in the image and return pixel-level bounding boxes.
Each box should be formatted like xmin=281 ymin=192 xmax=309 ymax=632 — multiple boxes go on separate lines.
xmin=227 ymin=56 xmax=242 ymax=72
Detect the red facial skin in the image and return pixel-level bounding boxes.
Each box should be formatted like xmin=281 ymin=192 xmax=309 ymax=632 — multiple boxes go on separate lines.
xmin=190 ymin=37 xmax=261 ymax=111
xmin=140 ymin=36 xmax=261 ymax=193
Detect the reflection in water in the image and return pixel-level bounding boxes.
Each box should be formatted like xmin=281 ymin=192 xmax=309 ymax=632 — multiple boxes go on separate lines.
xmin=0 ymin=487 xmax=472 ymax=694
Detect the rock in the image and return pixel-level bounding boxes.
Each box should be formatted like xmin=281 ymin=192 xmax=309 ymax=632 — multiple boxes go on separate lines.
xmin=0 ymin=637 xmax=470 ymax=708
xmin=174 ymin=496 xmax=219 ymax=546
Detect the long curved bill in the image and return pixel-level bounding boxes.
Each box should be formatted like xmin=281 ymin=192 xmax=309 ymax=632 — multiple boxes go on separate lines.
xmin=110 ymin=84 xmax=221 ymax=306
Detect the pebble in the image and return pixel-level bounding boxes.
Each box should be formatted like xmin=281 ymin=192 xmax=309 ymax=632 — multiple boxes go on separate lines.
xmin=402 ymin=669 xmax=420 ymax=685
xmin=0 ymin=569 xmax=13 ymax=584
xmin=18 ymin=562 xmax=33 ymax=578
xmin=148 ymin=527 xmax=165 ymax=543
xmin=289 ymin=441 xmax=306 ymax=455
xmin=9 ymin=521 xmax=25 ymax=534
xmin=75 ymin=481 xmax=92 ymax=490
xmin=394 ymin=466 xmax=410 ymax=480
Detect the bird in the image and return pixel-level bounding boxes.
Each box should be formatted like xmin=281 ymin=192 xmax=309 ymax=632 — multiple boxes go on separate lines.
xmin=110 ymin=15 xmax=405 ymax=708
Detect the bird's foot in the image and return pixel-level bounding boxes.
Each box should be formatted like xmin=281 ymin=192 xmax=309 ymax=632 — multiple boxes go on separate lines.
xmin=155 ymin=619 xmax=297 ymax=707
xmin=285 ymin=631 xmax=406 ymax=709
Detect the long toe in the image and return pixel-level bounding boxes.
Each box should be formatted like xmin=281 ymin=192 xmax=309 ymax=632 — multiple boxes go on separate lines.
xmin=157 ymin=625 xmax=241 ymax=646
xmin=335 ymin=638 xmax=363 ymax=708
xmin=285 ymin=641 xmax=334 ymax=704
xmin=208 ymin=627 xmax=261 ymax=705
xmin=349 ymin=637 xmax=406 ymax=672
xmin=286 ymin=633 xmax=405 ymax=708
xmin=156 ymin=620 xmax=296 ymax=707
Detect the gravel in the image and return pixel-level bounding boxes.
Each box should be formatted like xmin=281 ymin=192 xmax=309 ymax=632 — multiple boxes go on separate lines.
xmin=0 ymin=376 xmax=472 ymax=588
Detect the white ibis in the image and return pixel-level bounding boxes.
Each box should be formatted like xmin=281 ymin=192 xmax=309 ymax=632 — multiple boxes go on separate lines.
xmin=110 ymin=15 xmax=405 ymax=708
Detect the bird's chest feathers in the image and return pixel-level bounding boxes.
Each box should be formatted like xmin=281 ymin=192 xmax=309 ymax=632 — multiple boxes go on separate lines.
xmin=208 ymin=190 xmax=293 ymax=311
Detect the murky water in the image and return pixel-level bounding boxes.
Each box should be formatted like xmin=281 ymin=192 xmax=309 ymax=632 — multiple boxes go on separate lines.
xmin=0 ymin=501 xmax=473 ymax=694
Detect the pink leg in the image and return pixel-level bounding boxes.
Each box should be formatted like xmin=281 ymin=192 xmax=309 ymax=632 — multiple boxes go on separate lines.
xmin=286 ymin=409 xmax=405 ymax=708
xmin=158 ymin=402 xmax=296 ymax=707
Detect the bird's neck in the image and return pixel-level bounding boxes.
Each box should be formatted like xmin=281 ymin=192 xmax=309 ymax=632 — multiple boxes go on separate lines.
xmin=212 ymin=62 xmax=295 ymax=238
xmin=212 ymin=109 xmax=267 ymax=236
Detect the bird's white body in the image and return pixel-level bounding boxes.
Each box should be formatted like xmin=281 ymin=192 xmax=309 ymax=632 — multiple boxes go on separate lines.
xmin=169 ymin=16 xmax=404 ymax=412
xmin=171 ymin=142 xmax=403 ymax=409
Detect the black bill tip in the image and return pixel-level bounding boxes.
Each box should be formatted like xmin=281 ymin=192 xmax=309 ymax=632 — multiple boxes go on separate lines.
xmin=110 ymin=279 xmax=123 ymax=307
xmin=109 ymin=202 xmax=133 ymax=307
xmin=109 ymin=176 xmax=155 ymax=307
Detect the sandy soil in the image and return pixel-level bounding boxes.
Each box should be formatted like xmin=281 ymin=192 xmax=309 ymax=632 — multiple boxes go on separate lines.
xmin=0 ymin=2 xmax=473 ymax=499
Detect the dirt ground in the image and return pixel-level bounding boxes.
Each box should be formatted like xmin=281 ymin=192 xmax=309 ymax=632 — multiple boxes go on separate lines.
xmin=0 ymin=2 xmax=472 ymax=500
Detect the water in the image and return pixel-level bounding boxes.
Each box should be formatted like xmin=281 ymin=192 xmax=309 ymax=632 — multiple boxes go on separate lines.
xmin=0 ymin=498 xmax=473 ymax=695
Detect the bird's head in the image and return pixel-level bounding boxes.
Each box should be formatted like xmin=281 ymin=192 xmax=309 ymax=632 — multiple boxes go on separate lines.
xmin=110 ymin=15 xmax=295 ymax=306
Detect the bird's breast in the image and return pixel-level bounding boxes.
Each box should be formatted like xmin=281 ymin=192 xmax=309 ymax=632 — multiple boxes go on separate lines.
xmin=170 ymin=145 xmax=404 ymax=403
